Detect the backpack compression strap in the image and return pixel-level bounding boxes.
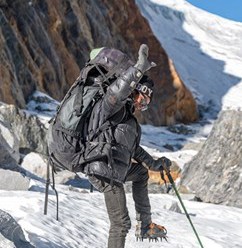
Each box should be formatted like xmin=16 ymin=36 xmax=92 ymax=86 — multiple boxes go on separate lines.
xmin=89 ymin=52 xmax=131 ymax=87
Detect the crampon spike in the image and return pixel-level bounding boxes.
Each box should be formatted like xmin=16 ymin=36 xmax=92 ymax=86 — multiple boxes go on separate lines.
xmin=137 ymin=235 xmax=168 ymax=243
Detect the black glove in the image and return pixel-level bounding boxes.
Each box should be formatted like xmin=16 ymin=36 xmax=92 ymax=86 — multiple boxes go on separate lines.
xmin=150 ymin=156 xmax=172 ymax=172
xmin=134 ymin=44 xmax=156 ymax=73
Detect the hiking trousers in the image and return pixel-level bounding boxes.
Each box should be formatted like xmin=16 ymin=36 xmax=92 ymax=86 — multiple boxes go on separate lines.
xmin=89 ymin=163 xmax=151 ymax=248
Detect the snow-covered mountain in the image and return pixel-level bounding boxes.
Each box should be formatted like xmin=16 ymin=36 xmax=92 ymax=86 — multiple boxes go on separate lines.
xmin=136 ymin=0 xmax=242 ymax=115
xmin=0 ymin=1 xmax=242 ymax=248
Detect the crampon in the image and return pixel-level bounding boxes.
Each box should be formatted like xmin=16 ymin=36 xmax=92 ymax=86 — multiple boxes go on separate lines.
xmin=135 ymin=222 xmax=168 ymax=242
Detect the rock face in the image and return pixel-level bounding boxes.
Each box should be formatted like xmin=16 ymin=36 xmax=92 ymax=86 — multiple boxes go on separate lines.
xmin=0 ymin=102 xmax=47 ymax=189
xmin=180 ymin=110 xmax=242 ymax=208
xmin=0 ymin=105 xmax=20 ymax=169
xmin=0 ymin=210 xmax=35 ymax=248
xmin=0 ymin=131 xmax=19 ymax=170
xmin=0 ymin=103 xmax=48 ymax=156
xmin=0 ymin=0 xmax=198 ymax=126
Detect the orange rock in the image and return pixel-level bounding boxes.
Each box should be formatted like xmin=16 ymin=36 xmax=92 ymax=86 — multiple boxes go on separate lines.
xmin=148 ymin=170 xmax=181 ymax=185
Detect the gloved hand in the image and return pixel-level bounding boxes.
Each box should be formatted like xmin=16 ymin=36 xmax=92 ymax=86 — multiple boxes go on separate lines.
xmin=149 ymin=156 xmax=172 ymax=172
xmin=134 ymin=44 xmax=156 ymax=73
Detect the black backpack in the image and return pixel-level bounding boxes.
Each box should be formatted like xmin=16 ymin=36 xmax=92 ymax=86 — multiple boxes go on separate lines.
xmin=44 ymin=48 xmax=134 ymax=220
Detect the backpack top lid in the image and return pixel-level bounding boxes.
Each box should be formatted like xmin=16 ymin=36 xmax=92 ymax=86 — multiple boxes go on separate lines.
xmin=89 ymin=47 xmax=135 ymax=78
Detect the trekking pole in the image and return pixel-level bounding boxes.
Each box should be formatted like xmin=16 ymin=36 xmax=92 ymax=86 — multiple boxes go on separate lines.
xmin=44 ymin=156 xmax=59 ymax=220
xmin=161 ymin=164 xmax=204 ymax=248
xmin=44 ymin=158 xmax=51 ymax=215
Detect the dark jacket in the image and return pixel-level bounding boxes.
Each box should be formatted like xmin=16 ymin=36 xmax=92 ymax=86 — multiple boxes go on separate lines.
xmin=84 ymin=66 xmax=155 ymax=184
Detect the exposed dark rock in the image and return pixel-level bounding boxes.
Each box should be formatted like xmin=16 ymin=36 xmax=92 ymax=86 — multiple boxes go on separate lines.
xmin=0 ymin=210 xmax=35 ymax=248
xmin=180 ymin=110 xmax=242 ymax=208
xmin=0 ymin=133 xmax=19 ymax=170
xmin=0 ymin=103 xmax=48 ymax=156
xmin=0 ymin=112 xmax=20 ymax=169
xmin=167 ymin=124 xmax=196 ymax=135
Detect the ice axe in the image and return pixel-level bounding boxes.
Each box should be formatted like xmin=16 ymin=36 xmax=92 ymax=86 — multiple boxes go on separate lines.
xmin=161 ymin=162 xmax=204 ymax=248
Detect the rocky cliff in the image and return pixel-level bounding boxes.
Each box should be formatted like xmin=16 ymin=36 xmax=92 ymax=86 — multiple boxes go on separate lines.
xmin=0 ymin=0 xmax=197 ymax=126
xmin=180 ymin=110 xmax=242 ymax=208
xmin=0 ymin=101 xmax=48 ymax=190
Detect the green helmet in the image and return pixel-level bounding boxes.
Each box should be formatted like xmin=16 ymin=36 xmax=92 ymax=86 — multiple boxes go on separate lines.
xmin=89 ymin=47 xmax=105 ymax=60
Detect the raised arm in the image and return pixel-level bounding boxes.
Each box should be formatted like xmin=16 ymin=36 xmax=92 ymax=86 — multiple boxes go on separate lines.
xmin=102 ymin=44 xmax=156 ymax=118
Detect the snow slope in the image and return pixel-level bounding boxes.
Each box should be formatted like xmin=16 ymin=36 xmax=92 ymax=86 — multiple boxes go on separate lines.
xmin=1 ymin=181 xmax=242 ymax=248
xmin=136 ymin=0 xmax=242 ymax=114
